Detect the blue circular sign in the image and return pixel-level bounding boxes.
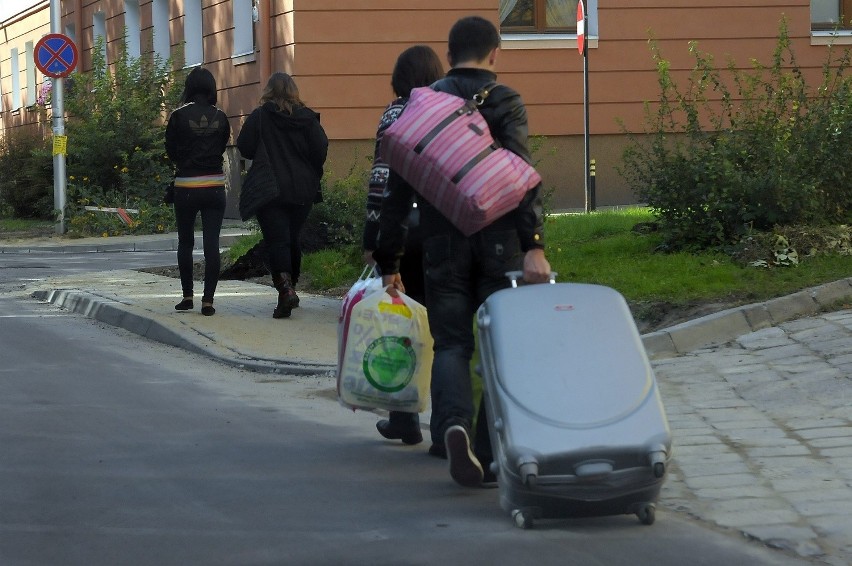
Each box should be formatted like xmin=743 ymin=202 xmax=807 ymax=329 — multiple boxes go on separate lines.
xmin=34 ymin=33 xmax=78 ymax=78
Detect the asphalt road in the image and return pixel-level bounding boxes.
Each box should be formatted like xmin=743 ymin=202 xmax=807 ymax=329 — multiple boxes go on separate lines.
xmin=0 ymin=252 xmax=814 ymax=565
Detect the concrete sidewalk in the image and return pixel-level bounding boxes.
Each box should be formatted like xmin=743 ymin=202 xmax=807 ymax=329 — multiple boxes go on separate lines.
xmin=6 ymin=232 xmax=852 ymax=563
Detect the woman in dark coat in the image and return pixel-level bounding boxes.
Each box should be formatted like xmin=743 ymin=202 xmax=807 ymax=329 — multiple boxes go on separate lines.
xmin=165 ymin=67 xmax=231 ymax=316
xmin=237 ymin=73 xmax=329 ymax=318
xmin=364 ymin=45 xmax=444 ymax=446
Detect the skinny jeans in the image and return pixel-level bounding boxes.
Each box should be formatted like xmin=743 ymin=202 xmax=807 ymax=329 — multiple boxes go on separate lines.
xmin=174 ymin=186 xmax=226 ymax=301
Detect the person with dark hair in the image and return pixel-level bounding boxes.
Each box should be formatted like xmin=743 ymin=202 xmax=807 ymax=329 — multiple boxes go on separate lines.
xmin=363 ymin=45 xmax=444 ymax=446
xmin=374 ymin=16 xmax=551 ymax=487
xmin=165 ymin=66 xmax=231 ymax=316
xmin=237 ymin=73 xmax=328 ymax=318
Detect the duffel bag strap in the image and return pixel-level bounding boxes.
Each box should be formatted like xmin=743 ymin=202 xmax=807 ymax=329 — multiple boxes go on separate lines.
xmin=473 ymin=82 xmax=499 ymax=106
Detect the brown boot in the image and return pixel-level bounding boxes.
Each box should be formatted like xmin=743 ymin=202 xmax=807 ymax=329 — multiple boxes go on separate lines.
xmin=271 ymin=272 xmax=298 ymax=318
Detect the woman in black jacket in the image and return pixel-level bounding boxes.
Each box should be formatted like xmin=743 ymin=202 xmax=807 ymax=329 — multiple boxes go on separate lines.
xmin=237 ymin=73 xmax=328 ymax=318
xmin=165 ymin=67 xmax=231 ymax=316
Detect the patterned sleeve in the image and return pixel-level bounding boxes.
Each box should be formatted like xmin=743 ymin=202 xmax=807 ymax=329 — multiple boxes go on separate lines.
xmin=363 ymin=98 xmax=405 ymax=251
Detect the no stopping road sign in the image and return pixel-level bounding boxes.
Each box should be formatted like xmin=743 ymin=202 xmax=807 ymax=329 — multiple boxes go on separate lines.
xmin=34 ymin=33 xmax=78 ymax=78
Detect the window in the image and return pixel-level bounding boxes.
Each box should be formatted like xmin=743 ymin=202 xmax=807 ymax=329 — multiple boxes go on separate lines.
xmin=812 ymin=0 xmax=852 ymax=29
xmin=11 ymin=48 xmax=21 ymax=110
xmin=233 ymin=0 xmax=255 ymax=58
xmin=25 ymin=41 xmax=36 ymax=107
xmin=65 ymin=23 xmax=76 ymax=43
xmin=93 ymin=11 xmax=108 ymax=64
xmin=125 ymin=0 xmax=141 ymax=59
xmin=184 ymin=0 xmax=203 ymax=67
xmin=501 ymin=0 xmax=577 ymax=33
xmin=152 ymin=0 xmax=171 ymax=61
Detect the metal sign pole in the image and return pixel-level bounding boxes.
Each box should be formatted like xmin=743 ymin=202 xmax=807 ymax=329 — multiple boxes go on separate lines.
xmin=50 ymin=0 xmax=67 ymax=234
xmin=582 ymin=4 xmax=593 ymax=213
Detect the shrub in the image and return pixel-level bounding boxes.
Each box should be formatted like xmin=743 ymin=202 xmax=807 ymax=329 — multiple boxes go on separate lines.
xmin=0 ymin=130 xmax=54 ymax=219
xmin=302 ymin=160 xmax=370 ymax=252
xmin=619 ymin=18 xmax=852 ymax=251
xmin=65 ymin=182 xmax=175 ymax=237
xmin=63 ymin=34 xmax=184 ymax=231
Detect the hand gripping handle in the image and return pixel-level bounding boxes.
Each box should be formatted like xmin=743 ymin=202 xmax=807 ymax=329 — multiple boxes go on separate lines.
xmin=505 ymin=271 xmax=557 ymax=288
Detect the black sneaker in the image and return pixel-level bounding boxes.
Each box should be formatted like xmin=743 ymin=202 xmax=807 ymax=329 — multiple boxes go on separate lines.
xmin=444 ymin=425 xmax=483 ymax=488
xmin=427 ymin=444 xmax=447 ymax=459
xmin=481 ymin=467 xmax=498 ymax=489
xmin=376 ymin=419 xmax=423 ymax=445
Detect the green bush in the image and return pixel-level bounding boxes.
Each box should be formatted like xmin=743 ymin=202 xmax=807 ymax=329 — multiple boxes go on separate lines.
xmin=63 ymin=34 xmax=184 ymax=232
xmin=619 ymin=18 xmax=852 ymax=251
xmin=302 ymin=160 xmax=370 ymax=252
xmin=0 ymin=130 xmax=54 ymax=219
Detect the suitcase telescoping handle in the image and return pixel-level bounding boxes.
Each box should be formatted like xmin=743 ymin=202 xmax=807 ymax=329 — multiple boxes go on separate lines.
xmin=505 ymin=270 xmax=557 ymax=288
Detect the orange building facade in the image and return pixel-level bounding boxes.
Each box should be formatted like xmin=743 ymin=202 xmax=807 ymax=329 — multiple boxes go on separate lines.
xmin=2 ymin=1 xmax=851 ymax=212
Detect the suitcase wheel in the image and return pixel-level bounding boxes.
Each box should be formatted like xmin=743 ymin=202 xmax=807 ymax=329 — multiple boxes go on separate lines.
xmin=636 ymin=503 xmax=656 ymax=525
xmin=512 ymin=509 xmax=534 ymax=529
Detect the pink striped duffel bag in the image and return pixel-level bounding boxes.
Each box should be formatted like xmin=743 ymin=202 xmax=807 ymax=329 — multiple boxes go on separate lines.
xmin=380 ymin=84 xmax=541 ymax=237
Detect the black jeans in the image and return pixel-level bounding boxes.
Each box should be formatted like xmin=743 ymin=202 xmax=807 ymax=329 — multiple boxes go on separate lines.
xmin=256 ymin=202 xmax=312 ymax=283
xmin=174 ymin=186 xmax=226 ymax=301
xmin=422 ymin=227 xmax=522 ymax=465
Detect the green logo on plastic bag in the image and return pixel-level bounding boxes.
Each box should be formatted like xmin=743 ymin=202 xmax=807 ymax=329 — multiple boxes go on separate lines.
xmin=363 ymin=336 xmax=416 ymax=392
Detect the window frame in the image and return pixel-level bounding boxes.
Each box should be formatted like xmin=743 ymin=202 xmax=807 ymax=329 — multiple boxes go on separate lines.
xmin=501 ymin=0 xmax=578 ymax=35
xmin=811 ymin=0 xmax=852 ymax=45
xmin=501 ymin=0 xmax=597 ymax=50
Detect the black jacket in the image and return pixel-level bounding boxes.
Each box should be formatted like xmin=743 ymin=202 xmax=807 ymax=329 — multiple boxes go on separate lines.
xmin=374 ymin=67 xmax=545 ymax=275
xmin=165 ymin=102 xmax=231 ymax=177
xmin=237 ymin=102 xmax=329 ymax=206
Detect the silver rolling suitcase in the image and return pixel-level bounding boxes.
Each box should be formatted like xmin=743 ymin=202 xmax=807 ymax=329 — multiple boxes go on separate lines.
xmin=476 ymin=275 xmax=671 ymax=529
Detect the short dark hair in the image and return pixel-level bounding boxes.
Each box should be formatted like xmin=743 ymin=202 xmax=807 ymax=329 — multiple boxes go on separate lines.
xmin=447 ymin=16 xmax=500 ymax=67
xmin=391 ymin=45 xmax=445 ymax=98
xmin=180 ymin=67 xmax=217 ymax=105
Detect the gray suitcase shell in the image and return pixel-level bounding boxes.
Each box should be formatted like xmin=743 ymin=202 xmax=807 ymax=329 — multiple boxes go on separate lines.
xmin=476 ymin=282 xmax=672 ymax=528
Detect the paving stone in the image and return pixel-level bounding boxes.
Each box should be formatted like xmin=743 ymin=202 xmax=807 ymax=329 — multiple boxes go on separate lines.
xmin=671 ymin=434 xmax=722 ymax=446
xmin=787 ymin=417 xmax=848 ymax=429
xmin=737 ymin=327 xmax=791 ymax=350
xmin=808 ymin=437 xmax=852 ymax=449
xmin=808 ymin=337 xmax=852 ymax=355
xmin=810 ymin=514 xmax=852 ymax=537
xmin=692 ymin=485 xmax=775 ymax=500
xmin=795 ymin=427 xmax=852 ymax=440
xmin=820 ymin=446 xmax=852 ymax=458
xmin=683 ymin=473 xmax=761 ymax=490
xmin=783 ymin=488 xmax=852 ymax=504
xmin=676 ymin=460 xmax=751 ymax=478
xmin=789 ymin=499 xmax=852 ymax=517
xmin=754 ymin=344 xmax=813 ymax=361
xmin=782 ymin=317 xmax=833 ymax=332
xmin=707 ymin=507 xmax=801 ymax=528
xmin=770 ymin=477 xmax=841 ymax=492
xmin=745 ymin=445 xmax=812 ymax=458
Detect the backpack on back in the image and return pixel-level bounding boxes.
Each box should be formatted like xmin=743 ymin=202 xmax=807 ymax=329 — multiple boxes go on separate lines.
xmin=380 ymin=84 xmax=541 ymax=236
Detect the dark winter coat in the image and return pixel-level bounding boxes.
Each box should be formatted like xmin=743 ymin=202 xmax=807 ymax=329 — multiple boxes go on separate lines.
xmin=236 ymin=102 xmax=328 ymax=206
xmin=165 ymin=102 xmax=231 ymax=177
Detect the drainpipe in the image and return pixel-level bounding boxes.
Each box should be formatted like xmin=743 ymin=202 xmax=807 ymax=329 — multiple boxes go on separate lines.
xmin=256 ymin=0 xmax=271 ymax=83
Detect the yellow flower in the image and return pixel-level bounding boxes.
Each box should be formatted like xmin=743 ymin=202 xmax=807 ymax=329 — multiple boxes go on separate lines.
xmin=83 ymin=176 xmax=89 ymax=181
xmin=114 ymin=165 xmax=118 ymax=169
xmin=157 ymin=224 xmax=164 ymax=232
xmin=102 ymin=232 xmax=109 ymax=238
xmin=121 ymin=167 xmax=129 ymax=173
xmin=69 ymin=175 xmax=75 ymax=180
xmin=134 ymin=146 xmax=141 ymax=151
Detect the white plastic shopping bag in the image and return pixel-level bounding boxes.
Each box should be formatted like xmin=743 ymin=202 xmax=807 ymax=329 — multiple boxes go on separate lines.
xmin=337 ymin=287 xmax=433 ymax=413
xmin=336 ymin=265 xmax=382 ymax=378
